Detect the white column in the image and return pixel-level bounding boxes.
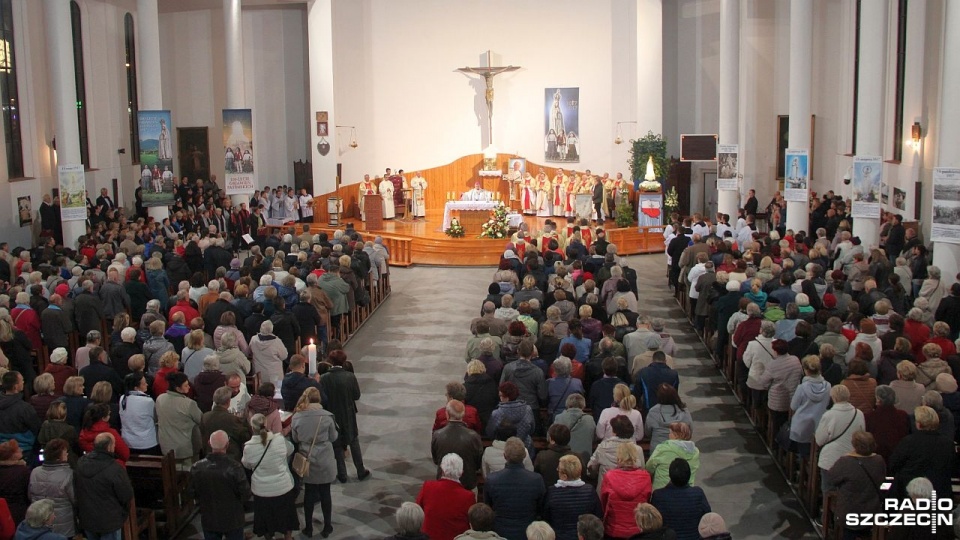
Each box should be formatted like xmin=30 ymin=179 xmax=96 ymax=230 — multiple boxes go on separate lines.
xmin=717 ymin=0 xmax=740 ymax=219
xmin=137 ymin=0 xmax=168 ymax=221
xmin=307 ymin=0 xmax=337 ymax=195
xmin=44 ymin=0 xmax=86 ymax=246
xmin=224 ymin=0 xmax=247 ymax=205
xmin=785 ymin=0 xmax=812 ymax=233
xmin=851 ymin=0 xmax=887 ymax=244
xmin=636 ymin=0 xmax=663 ymax=135
xmin=932 ymin=0 xmax=960 ymax=284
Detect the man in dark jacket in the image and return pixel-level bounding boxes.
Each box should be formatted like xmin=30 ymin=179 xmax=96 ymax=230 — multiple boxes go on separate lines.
xmin=321 ymin=350 xmax=369 ymax=483
xmin=637 ymin=352 xmax=680 ymax=410
xmin=40 ymin=293 xmax=72 ymax=350
xmin=0 ymin=371 xmax=41 ymax=462
xmin=203 ymin=293 xmax=240 ymax=336
xmin=499 ymin=341 xmax=546 ymax=412
xmin=431 ymin=400 xmax=482 ymax=490
xmin=533 ymin=424 xmax=584 ymax=488
xmin=203 ymin=238 xmax=233 ymax=279
xmin=191 ymin=430 xmax=250 ymax=540
xmin=200 ymin=388 xmax=252 ymax=462
xmin=650 ymin=459 xmax=711 ymax=540
xmin=588 ymin=357 xmax=624 ymax=419
xmin=884 ymin=213 xmax=906 ymax=263
xmin=281 ymin=355 xmax=326 ymax=411
xmin=98 ymin=271 xmax=131 ymax=322
xmin=75 ymin=432 xmax=134 ymax=539
xmin=484 ymin=437 xmax=546 ymax=539
xmin=889 ymin=405 xmax=956 ymax=498
xmin=73 ymin=281 xmax=105 ymax=337
xmin=935 ymin=283 xmax=960 ymax=341
xmin=78 ymin=347 xmax=124 ymax=399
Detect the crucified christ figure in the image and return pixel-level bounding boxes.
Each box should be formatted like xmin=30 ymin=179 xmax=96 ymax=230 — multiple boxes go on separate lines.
xmin=457 ymin=50 xmax=520 ymax=145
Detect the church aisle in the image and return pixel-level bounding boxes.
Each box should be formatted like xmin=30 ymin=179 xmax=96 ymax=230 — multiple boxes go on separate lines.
xmin=178 ymin=256 xmax=816 ymax=539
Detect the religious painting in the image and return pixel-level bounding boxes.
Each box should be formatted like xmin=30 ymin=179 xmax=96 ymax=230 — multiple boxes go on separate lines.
xmin=222 ymin=108 xmax=256 ymax=195
xmin=17 ymin=196 xmax=31 ymax=227
xmin=178 ymin=127 xmax=210 ymax=184
xmin=880 ymin=181 xmax=889 ymax=206
xmin=138 ymin=110 xmax=177 ymax=207
xmin=893 ymin=187 xmax=906 ymax=211
xmin=58 ymin=164 xmax=86 ymax=222
xmin=932 ymin=167 xmax=960 ymax=242
xmin=783 ymin=149 xmax=808 ymax=202
xmin=716 ymin=144 xmax=738 ymax=191
xmin=545 ymin=88 xmax=580 ymax=163
xmin=851 ymin=155 xmax=882 ymax=219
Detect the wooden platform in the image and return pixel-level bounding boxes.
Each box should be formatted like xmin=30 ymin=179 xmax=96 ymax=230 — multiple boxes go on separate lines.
xmin=299 ymin=209 xmax=666 ymax=267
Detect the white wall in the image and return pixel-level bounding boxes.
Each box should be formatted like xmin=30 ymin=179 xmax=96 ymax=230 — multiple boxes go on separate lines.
xmin=331 ymin=0 xmax=656 ymax=186
xmin=159 ymin=5 xmax=309 ymax=190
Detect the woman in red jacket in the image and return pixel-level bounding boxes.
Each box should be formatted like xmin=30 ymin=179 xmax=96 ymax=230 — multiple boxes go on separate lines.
xmin=600 ymin=442 xmax=653 ymax=539
xmin=78 ymin=403 xmax=130 ymax=465
xmin=152 ymin=351 xmax=181 ymax=398
xmin=415 ymin=453 xmax=475 ymax=540
xmin=10 ymin=292 xmax=42 ymax=351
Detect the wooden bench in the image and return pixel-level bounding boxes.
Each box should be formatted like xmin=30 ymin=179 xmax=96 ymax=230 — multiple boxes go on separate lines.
xmin=122 ymin=495 xmax=157 ymax=540
xmin=125 ymin=451 xmax=195 ymax=538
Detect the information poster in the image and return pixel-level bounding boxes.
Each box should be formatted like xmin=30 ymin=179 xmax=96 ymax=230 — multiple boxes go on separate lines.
xmin=851 ymin=155 xmax=882 ymax=219
xmin=717 ymin=144 xmax=738 ymax=191
xmin=783 ymin=149 xmax=809 ymax=202
xmin=58 ymin=164 xmax=87 ymax=222
xmin=932 ymin=167 xmax=960 ymax=243
xmin=223 ymin=109 xmax=256 ymax=195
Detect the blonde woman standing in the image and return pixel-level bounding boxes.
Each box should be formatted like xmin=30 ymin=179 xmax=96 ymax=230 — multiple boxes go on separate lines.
xmin=242 ymin=413 xmax=299 ymax=540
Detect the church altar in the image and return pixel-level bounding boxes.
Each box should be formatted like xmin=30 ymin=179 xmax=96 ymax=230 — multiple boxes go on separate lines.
xmin=441 ymin=201 xmax=523 ymax=231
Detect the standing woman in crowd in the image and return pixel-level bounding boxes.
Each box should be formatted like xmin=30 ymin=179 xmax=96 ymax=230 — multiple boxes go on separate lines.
xmin=119 ymin=372 xmax=159 ymax=455
xmin=0 ymin=314 xmax=36 ymax=396
xmin=291 ymin=387 xmax=338 ymax=538
xmin=27 ymin=438 xmax=76 ymax=538
xmin=596 ymin=384 xmax=643 ymax=442
xmin=242 ymin=413 xmax=299 ymax=540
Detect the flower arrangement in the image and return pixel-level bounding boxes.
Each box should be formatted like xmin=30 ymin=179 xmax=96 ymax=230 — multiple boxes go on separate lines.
xmin=664 ymin=186 xmax=680 ymax=216
xmin=479 ymin=203 xmax=509 ymax=239
xmin=444 ymin=218 xmax=465 ymax=238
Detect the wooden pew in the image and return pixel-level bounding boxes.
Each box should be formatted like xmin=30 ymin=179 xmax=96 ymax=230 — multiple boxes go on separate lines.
xmin=125 ymin=451 xmax=196 ymax=538
xmin=122 ymin=495 xmax=158 ymax=540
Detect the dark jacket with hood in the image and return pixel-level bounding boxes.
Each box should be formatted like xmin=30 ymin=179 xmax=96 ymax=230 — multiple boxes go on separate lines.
xmin=75 ymin=450 xmax=134 ymax=534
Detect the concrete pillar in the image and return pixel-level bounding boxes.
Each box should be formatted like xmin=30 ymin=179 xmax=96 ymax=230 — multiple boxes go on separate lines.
xmin=137 ymin=0 xmax=168 ymax=221
xmin=224 ymin=0 xmax=247 ymax=205
xmin=932 ymin=0 xmax=960 ymax=285
xmin=785 ymin=0 xmax=812 ymax=234
xmin=307 ymin=0 xmax=337 ymax=195
xmin=44 ymin=0 xmax=86 ymax=247
xmin=851 ymin=0 xmax=887 ymax=244
xmin=717 ymin=0 xmax=740 ymax=219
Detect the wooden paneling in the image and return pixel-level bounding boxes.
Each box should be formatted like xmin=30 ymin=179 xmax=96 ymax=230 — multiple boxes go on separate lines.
xmin=311 ymin=153 xmax=635 ymax=225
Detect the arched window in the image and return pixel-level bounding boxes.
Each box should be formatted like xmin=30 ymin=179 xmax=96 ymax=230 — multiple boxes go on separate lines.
xmin=70 ymin=1 xmax=89 ymax=167
xmin=125 ymin=13 xmax=139 ymax=162
xmin=0 ymin=0 xmax=23 ymax=178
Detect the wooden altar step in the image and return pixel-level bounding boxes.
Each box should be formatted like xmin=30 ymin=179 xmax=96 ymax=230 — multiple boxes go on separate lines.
xmin=304 ymin=211 xmax=665 ymax=267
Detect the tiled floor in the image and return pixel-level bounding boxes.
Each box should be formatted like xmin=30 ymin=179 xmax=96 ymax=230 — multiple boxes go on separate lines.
xmin=179 ymin=255 xmax=817 ymax=539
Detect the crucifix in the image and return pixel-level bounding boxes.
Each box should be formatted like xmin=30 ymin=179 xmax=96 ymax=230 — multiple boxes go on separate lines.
xmin=457 ymin=51 xmax=520 ymax=145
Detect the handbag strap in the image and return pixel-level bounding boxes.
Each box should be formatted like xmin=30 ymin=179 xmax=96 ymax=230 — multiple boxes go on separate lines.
xmin=856 ymin=458 xmax=883 ymax=498
xmin=253 ymin=436 xmax=273 ymax=472
xmin=551 ymin=377 xmax=573 ymax=416
xmin=305 ymin=414 xmax=323 ymax=454
xmin=824 ymin=410 xmax=858 ymax=447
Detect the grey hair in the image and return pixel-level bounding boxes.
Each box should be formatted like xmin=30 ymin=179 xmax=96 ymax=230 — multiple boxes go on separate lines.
xmin=760 ymin=320 xmax=776 ymax=338
xmin=875 ymin=385 xmax=897 ymax=407
xmin=906 ymin=477 xmax=934 ymax=501
xmin=928 ymin=265 xmax=942 ymax=279
xmin=746 ymin=303 xmax=761 ymax=317
xmin=439 ymin=453 xmax=464 ymax=479
xmin=24 ymin=499 xmax=56 ymax=528
xmin=479 ymin=337 xmax=495 ymax=354
xmin=220 ymin=331 xmax=237 ymax=348
xmin=922 ymin=390 xmax=944 ymax=410
xmin=553 ymin=356 xmax=572 ymax=377
xmin=213 ymin=386 xmax=233 ymax=407
xmin=565 ymin=393 xmax=586 ymax=409
xmin=907 ymin=307 xmax=924 ymax=322
xmin=651 ymin=318 xmax=665 ymax=332
xmin=203 ymin=354 xmax=220 ymax=371
xmin=395 ymin=502 xmax=425 ymax=536
xmin=146 ymin=299 xmax=160 ymax=312
xmin=526 ymin=521 xmax=556 ymax=540
xmin=259 ymin=320 xmax=274 ymax=334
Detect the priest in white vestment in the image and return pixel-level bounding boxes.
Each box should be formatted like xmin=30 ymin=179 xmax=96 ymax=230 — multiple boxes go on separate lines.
xmin=463 ymin=182 xmax=491 ymax=202
xmin=379 ymin=176 xmax=396 ymax=219
xmin=410 ymin=172 xmax=428 ymax=218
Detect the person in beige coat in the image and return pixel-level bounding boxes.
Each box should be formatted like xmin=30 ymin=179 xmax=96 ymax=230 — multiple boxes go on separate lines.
xmin=156 ymin=371 xmax=202 ymax=465
xmin=249 ymin=320 xmax=288 ymax=387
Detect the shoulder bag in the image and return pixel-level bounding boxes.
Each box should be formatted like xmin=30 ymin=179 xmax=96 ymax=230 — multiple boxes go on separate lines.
xmin=824 ymin=410 xmax=859 ymax=447
xmin=253 ymin=437 xmax=274 ymax=473
xmin=291 ymin=417 xmax=322 ymax=477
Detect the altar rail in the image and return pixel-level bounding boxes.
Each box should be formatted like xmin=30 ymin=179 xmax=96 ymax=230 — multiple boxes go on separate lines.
xmin=311 ymin=153 xmax=636 ymax=224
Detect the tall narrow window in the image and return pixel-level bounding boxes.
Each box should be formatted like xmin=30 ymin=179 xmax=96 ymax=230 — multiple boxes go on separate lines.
xmin=0 ymin=0 xmax=23 ymax=178
xmin=125 ymin=13 xmax=139 ymax=163
xmin=70 ymin=1 xmax=89 ymax=167
xmin=892 ymin=0 xmax=908 ymax=162
xmin=851 ymin=0 xmax=862 ymax=155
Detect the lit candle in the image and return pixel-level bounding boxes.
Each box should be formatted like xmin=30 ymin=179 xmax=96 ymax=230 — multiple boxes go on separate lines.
xmin=307 ymin=339 xmax=317 ymax=375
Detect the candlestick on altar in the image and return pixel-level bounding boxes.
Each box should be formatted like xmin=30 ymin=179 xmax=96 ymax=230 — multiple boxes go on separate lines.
xmin=307 ymin=339 xmax=317 ymax=375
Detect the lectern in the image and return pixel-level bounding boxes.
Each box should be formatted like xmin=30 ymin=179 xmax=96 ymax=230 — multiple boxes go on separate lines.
xmin=364 ymin=194 xmax=383 ymax=230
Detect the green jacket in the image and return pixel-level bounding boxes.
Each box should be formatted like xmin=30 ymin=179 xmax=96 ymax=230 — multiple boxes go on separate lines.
xmin=646 ymin=439 xmax=700 ymax=490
